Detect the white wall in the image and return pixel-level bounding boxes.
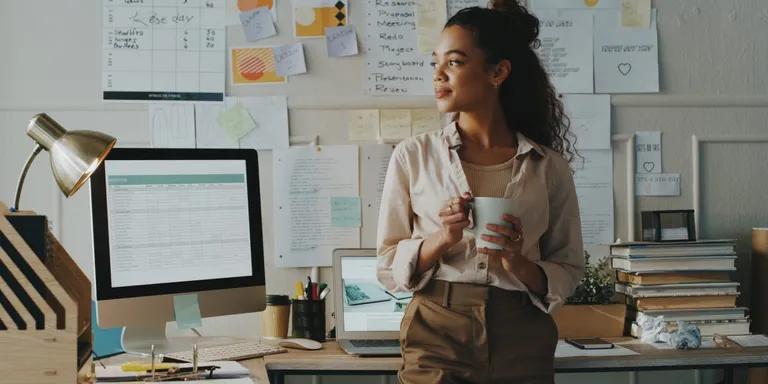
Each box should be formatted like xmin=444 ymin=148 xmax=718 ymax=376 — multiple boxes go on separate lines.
xmin=2 ymin=0 xmax=767 ymax=383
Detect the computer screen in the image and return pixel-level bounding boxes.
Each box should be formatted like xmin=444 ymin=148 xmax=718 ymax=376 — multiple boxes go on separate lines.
xmin=90 ymin=148 xmax=265 ymax=351
xmin=340 ymin=256 xmax=411 ymax=332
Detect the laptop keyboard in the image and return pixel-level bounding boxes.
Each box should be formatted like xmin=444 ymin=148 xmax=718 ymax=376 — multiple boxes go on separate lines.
xmin=345 ymin=285 xmax=371 ymax=301
xmin=349 ymin=339 xmax=400 ymax=348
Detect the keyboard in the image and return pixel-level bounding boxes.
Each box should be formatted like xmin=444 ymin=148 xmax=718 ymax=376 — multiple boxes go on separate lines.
xmin=345 ymin=284 xmax=370 ymax=301
xmin=349 ymin=339 xmax=400 ymax=348
xmin=165 ymin=341 xmax=287 ymax=362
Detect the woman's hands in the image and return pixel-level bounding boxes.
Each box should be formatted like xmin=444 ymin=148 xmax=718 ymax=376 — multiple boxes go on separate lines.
xmin=437 ymin=192 xmax=473 ymax=248
xmin=477 ymin=214 xmax=524 ymax=273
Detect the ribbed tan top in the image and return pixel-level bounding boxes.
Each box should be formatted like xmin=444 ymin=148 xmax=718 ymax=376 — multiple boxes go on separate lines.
xmin=461 ymin=156 xmax=516 ymax=198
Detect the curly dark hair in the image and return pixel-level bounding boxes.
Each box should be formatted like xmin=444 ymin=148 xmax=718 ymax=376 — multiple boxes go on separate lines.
xmin=446 ymin=0 xmax=578 ymax=164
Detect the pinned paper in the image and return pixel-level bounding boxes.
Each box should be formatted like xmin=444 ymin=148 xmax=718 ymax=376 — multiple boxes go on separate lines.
xmin=273 ymin=43 xmax=307 ymax=76
xmin=231 ymin=47 xmax=286 ymax=85
xmin=380 ymin=110 xmax=412 ymax=140
xmin=331 ymin=196 xmax=362 ymax=227
xmin=635 ymin=131 xmax=661 ymax=174
xmin=621 ymin=0 xmax=651 ymax=28
xmin=635 ymin=173 xmax=680 ymax=196
xmin=416 ymin=0 xmax=447 ymax=54
xmin=411 ymin=109 xmax=441 ymax=135
xmin=293 ymin=0 xmax=348 ymax=38
xmin=594 ymin=9 xmax=659 ymax=93
xmin=448 ymin=0 xmax=486 ymax=18
xmin=240 ymin=6 xmax=277 ymax=41
xmin=348 ymin=110 xmax=380 ymax=141
xmin=173 ymin=294 xmax=202 ymax=330
xmin=325 ymin=25 xmax=358 ymax=57
xmin=218 ymin=102 xmax=256 ymax=140
xmin=535 ymin=9 xmax=594 ymax=93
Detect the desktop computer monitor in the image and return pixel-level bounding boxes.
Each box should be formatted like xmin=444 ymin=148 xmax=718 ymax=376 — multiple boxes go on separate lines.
xmin=89 ymin=148 xmax=265 ymax=353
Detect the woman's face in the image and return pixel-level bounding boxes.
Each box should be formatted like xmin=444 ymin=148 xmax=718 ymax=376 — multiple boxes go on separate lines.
xmin=431 ymin=25 xmax=501 ymax=114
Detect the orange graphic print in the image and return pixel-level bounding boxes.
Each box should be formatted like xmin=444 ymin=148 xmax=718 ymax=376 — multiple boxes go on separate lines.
xmin=294 ymin=1 xmax=347 ymax=38
xmin=238 ymin=0 xmax=274 ymax=12
xmin=231 ymin=48 xmax=285 ymax=85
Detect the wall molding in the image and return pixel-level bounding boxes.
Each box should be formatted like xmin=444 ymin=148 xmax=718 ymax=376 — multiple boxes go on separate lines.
xmin=691 ymin=134 xmax=768 ymax=237
xmin=612 ymin=133 xmax=636 ymax=242
xmin=3 ymin=95 xmax=768 ymax=112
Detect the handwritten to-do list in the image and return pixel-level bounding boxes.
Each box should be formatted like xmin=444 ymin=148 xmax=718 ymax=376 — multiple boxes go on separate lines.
xmin=365 ymin=0 xmax=432 ymax=96
xmin=103 ymin=0 xmax=225 ymax=102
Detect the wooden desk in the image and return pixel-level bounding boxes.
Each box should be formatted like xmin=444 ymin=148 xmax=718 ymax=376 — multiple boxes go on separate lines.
xmin=262 ymin=339 xmax=768 ymax=384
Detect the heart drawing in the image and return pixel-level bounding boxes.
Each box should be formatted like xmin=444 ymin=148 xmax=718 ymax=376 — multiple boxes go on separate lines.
xmin=618 ymin=63 xmax=632 ymax=76
xmin=643 ymin=162 xmax=655 ymax=172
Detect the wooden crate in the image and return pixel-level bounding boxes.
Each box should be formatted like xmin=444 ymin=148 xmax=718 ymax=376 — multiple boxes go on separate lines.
xmin=0 ymin=202 xmax=91 ymax=383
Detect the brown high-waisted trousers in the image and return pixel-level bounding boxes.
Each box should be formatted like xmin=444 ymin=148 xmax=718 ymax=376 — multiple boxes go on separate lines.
xmin=399 ymin=279 xmax=558 ymax=384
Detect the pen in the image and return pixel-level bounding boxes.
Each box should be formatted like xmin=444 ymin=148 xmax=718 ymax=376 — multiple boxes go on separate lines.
xmin=305 ymin=276 xmax=312 ymax=299
xmin=295 ymin=281 xmax=304 ymax=299
xmin=311 ymin=282 xmax=319 ymax=300
xmin=319 ymin=286 xmax=331 ymax=300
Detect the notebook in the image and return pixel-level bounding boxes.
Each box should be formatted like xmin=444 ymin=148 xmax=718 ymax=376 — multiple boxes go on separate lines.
xmin=332 ymin=248 xmax=409 ymax=356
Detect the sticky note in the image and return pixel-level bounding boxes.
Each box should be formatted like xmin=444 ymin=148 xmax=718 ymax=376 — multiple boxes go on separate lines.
xmin=218 ymin=102 xmax=256 ymax=140
xmin=240 ymin=6 xmax=277 ymax=41
xmin=410 ymin=109 xmax=441 ymax=135
xmin=331 ymin=196 xmax=362 ymax=227
xmin=380 ymin=109 xmax=412 ymax=140
xmin=173 ymin=294 xmax=203 ymax=330
xmin=348 ymin=110 xmax=380 ymax=141
xmin=92 ymin=301 xmax=124 ymax=358
xmin=273 ymin=43 xmax=308 ymax=76
xmin=621 ymin=0 xmax=651 ymax=28
xmin=325 ymin=25 xmax=358 ymax=57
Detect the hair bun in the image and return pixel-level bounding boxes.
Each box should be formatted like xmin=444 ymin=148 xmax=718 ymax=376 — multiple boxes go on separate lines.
xmin=489 ymin=0 xmax=540 ymax=48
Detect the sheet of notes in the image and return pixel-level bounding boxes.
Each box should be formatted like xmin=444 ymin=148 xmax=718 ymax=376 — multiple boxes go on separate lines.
xmin=103 ymin=0 xmax=225 ymax=102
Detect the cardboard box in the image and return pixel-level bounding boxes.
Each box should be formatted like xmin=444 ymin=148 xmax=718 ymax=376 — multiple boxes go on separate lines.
xmin=551 ymin=304 xmax=627 ymax=339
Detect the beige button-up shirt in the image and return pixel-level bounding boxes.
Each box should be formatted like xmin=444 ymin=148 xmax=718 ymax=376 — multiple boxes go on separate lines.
xmin=376 ymin=122 xmax=584 ymax=313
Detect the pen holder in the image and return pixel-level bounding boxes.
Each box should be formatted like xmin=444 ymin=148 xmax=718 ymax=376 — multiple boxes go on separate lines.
xmin=291 ymin=299 xmax=326 ymax=342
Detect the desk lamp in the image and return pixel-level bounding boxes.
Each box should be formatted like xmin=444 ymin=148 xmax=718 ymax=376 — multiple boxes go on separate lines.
xmin=11 ymin=113 xmax=116 ymax=211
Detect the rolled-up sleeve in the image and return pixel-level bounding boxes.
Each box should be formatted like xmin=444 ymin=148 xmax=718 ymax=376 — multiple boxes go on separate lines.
xmin=376 ymin=145 xmax=436 ymax=292
xmin=531 ymin=159 xmax=585 ymax=313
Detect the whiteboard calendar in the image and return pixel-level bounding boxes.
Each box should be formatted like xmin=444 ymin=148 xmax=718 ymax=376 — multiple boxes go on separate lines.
xmin=102 ymin=0 xmax=225 ymax=102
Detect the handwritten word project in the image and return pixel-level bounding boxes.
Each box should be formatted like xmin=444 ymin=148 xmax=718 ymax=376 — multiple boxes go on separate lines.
xmin=365 ymin=0 xmax=432 ymax=96
xmin=325 ymin=25 xmax=358 ymax=57
xmin=103 ymin=0 xmax=225 ymax=101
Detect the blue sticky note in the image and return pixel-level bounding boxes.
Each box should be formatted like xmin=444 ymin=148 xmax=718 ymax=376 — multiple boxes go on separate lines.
xmin=174 ymin=294 xmax=203 ymax=330
xmin=92 ymin=301 xmax=124 ymax=359
xmin=331 ymin=196 xmax=361 ymax=228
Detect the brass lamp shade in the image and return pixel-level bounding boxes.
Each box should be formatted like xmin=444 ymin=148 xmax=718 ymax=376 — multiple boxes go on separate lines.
xmin=26 ymin=113 xmax=117 ymax=197
xmin=12 ymin=114 xmax=117 ymax=211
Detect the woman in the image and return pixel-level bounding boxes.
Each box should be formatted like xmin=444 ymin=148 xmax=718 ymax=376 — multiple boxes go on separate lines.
xmin=376 ymin=1 xmax=585 ymax=383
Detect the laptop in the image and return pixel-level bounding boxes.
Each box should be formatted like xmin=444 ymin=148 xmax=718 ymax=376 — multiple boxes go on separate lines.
xmin=333 ymin=248 xmax=411 ymax=356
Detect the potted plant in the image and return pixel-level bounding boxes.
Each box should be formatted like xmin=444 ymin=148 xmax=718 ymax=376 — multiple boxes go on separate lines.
xmin=551 ymin=251 xmax=627 ymax=339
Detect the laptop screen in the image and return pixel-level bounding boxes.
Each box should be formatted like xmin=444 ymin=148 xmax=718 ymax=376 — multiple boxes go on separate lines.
xmin=341 ymin=256 xmax=412 ymax=332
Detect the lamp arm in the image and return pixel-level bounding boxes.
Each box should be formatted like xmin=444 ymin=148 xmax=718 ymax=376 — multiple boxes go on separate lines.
xmin=12 ymin=144 xmax=44 ymax=212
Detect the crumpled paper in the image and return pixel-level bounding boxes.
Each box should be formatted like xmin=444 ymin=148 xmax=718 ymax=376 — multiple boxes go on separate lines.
xmin=636 ymin=314 xmax=702 ymax=349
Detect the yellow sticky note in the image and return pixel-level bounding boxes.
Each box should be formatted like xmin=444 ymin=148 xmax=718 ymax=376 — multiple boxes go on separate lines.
xmin=380 ymin=110 xmax=412 ymax=140
xmin=411 ymin=109 xmax=441 ymax=136
xmin=348 ymin=110 xmax=380 ymax=141
xmin=218 ymin=102 xmax=256 ymax=140
xmin=621 ymin=0 xmax=651 ymax=28
xmin=416 ymin=0 xmax=447 ymax=54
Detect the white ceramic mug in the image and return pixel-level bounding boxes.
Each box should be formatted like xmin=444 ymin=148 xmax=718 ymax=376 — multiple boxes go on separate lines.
xmin=464 ymin=197 xmax=518 ymax=250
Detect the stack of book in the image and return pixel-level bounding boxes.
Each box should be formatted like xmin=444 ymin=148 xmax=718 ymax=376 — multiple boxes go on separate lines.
xmin=610 ymin=239 xmax=750 ymax=337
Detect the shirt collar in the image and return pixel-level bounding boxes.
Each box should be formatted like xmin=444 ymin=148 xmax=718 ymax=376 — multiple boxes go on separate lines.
xmin=441 ymin=121 xmax=547 ymax=158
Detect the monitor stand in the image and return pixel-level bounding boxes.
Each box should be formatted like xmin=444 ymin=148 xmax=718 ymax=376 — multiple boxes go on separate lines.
xmin=122 ymin=325 xmax=244 ymax=355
